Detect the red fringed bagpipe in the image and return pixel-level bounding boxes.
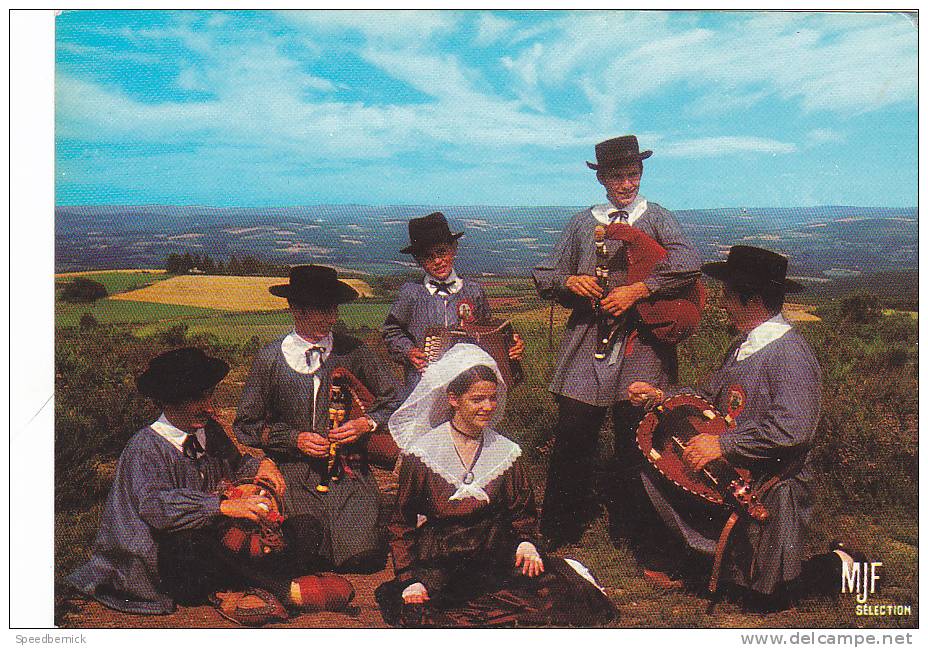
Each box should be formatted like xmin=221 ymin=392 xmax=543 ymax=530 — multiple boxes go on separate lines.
xmin=217 ymin=477 xmax=287 ymax=559
xmin=604 ymin=222 xmax=705 ymax=345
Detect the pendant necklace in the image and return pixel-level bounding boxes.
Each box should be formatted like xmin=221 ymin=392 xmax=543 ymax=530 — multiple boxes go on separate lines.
xmin=450 ymin=421 xmax=483 ymax=485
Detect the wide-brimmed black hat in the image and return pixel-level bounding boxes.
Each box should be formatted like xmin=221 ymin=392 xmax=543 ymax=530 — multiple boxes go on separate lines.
xmin=400 ymin=212 xmax=464 ymax=255
xmin=701 ymin=245 xmax=804 ymax=293
xmin=269 ymin=264 xmax=358 ymax=306
xmin=586 ymin=135 xmax=653 ymax=170
xmin=136 ymin=347 xmax=229 ymax=403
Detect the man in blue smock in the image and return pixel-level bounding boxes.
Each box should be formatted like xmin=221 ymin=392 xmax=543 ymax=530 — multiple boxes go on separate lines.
xmin=67 ymin=347 xmax=333 ymax=622
xmin=629 ymin=246 xmax=857 ymax=610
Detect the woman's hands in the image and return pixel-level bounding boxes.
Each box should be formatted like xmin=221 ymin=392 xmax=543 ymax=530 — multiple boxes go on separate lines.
xmin=402 ymin=582 xmax=429 ymax=604
xmin=515 ymin=541 xmax=544 ymax=577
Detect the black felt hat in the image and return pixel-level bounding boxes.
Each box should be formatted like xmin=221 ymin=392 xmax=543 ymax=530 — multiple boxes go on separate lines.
xmin=701 ymin=245 xmax=804 ymax=293
xmin=400 ymin=212 xmax=464 ymax=255
xmin=586 ymin=135 xmax=653 ymax=170
xmin=136 ymin=347 xmax=229 ymax=403
xmin=268 ymin=264 xmax=358 ymax=306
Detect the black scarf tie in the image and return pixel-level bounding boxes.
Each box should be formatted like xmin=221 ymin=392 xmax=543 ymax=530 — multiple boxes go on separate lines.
xmin=182 ymin=433 xmax=205 ymax=460
xmin=429 ymin=280 xmax=455 ymax=295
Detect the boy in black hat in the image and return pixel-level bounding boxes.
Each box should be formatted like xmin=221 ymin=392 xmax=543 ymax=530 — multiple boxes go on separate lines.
xmin=628 ymin=246 xmax=857 ymax=610
xmin=67 ymin=347 xmax=354 ymax=624
xmin=541 ymin=135 xmax=701 ymax=550
xmin=383 ymin=211 xmax=524 ymax=395
xmin=234 ymin=265 xmax=401 ymax=574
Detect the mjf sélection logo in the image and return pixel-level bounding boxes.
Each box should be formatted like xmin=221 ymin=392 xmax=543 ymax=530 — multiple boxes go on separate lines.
xmin=841 ymin=560 xmax=912 ymax=617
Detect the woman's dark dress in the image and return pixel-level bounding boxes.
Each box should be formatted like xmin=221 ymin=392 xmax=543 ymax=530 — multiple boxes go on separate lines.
xmin=376 ymin=425 xmax=615 ymax=627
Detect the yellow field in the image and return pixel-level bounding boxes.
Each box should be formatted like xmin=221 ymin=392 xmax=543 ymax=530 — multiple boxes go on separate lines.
xmin=109 ymin=275 xmax=374 ymax=311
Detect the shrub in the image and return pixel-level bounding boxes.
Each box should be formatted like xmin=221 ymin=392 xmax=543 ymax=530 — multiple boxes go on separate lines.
xmin=158 ymin=323 xmax=188 ymax=346
xmin=78 ymin=313 xmax=98 ymax=329
xmin=60 ymin=278 xmax=107 ymax=303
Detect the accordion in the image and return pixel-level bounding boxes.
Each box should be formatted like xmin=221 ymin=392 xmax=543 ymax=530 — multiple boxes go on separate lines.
xmin=422 ymin=318 xmax=524 ymax=387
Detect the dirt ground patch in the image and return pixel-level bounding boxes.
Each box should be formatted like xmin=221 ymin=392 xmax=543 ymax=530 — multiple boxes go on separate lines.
xmin=59 ymin=568 xmax=394 ymax=629
xmin=108 ymin=275 xmax=374 ymax=311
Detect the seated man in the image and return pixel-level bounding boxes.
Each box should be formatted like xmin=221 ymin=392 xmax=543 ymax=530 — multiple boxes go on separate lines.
xmin=234 ymin=264 xmax=402 ymax=573
xmin=67 ymin=347 xmax=352 ymax=625
xmin=628 ymin=246 xmax=858 ymax=611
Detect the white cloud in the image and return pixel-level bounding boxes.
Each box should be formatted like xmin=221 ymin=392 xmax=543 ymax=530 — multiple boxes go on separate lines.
xmin=279 ymin=10 xmax=458 ymax=43
xmin=662 ymin=136 xmax=798 ymax=158
xmin=807 ymin=128 xmax=844 ymax=145
xmin=474 ymin=13 xmax=515 ymax=46
xmin=55 ymin=9 xmax=915 ymax=206
xmin=56 ymin=41 xmax=161 ymax=65
xmin=502 ymin=11 xmax=915 ymax=121
xmin=55 ymin=74 xmax=221 ymax=142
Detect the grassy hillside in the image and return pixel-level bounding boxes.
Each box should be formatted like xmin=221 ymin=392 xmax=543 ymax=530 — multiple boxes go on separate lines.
xmin=53 ymin=272 xmax=918 ymax=629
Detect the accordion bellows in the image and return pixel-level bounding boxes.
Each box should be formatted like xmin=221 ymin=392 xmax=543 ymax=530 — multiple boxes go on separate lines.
xmin=422 ymin=319 xmax=523 ymax=387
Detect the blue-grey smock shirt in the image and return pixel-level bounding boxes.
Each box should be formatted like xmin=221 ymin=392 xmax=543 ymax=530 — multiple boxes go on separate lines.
xmin=642 ymin=317 xmax=822 ymax=594
xmin=547 ymin=197 xmax=701 ymax=406
xmin=67 ymin=418 xmax=259 ymax=614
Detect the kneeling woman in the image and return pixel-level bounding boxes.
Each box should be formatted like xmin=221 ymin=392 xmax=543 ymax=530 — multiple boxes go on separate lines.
xmin=377 ymin=344 xmax=615 ymax=627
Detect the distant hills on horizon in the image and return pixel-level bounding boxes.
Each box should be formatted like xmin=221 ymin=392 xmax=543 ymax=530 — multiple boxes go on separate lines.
xmin=55 ymin=203 xmax=917 ymax=282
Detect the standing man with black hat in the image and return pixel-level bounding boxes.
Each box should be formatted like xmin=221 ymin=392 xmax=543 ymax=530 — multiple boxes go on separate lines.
xmin=627 ymin=246 xmax=846 ymax=610
xmin=234 ymin=265 xmax=401 ymax=574
xmin=540 ymin=135 xmax=701 ymax=550
xmin=383 ymin=211 xmax=524 ymax=397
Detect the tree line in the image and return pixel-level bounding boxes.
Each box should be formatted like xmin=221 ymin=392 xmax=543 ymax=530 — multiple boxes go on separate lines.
xmin=165 ymin=252 xmax=290 ymax=277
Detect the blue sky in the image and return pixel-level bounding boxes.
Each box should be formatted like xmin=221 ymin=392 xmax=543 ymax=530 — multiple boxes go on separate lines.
xmin=55 ymin=10 xmax=917 ymax=209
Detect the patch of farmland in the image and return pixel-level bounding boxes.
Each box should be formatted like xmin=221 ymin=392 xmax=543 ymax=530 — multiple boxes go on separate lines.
xmin=132 ymin=303 xmax=392 ymax=345
xmin=783 ymin=302 xmax=821 ymax=322
xmin=55 ymin=270 xmax=170 ymax=296
xmin=56 ymin=299 xmax=219 ymax=328
xmin=109 ymin=275 xmax=374 ymax=311
xmin=54 ymin=268 xmax=166 ymax=278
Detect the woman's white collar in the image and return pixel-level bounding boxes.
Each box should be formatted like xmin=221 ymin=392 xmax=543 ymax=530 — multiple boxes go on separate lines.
xmin=407 ymin=422 xmax=521 ymax=503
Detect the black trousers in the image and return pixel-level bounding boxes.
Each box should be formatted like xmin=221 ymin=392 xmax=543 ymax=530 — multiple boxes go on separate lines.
xmin=540 ymin=397 xmax=665 ymax=551
xmin=157 ymin=514 xmax=324 ymax=606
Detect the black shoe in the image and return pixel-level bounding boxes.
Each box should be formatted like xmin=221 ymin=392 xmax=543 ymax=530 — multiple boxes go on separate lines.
xmin=741 ymin=590 xmax=791 ymax=614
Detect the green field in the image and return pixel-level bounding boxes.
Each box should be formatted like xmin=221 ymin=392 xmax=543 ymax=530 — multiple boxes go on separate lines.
xmin=134 ymin=302 xmax=392 ymax=345
xmin=59 ymin=299 xmax=391 ymax=346
xmin=56 ymin=299 xmax=221 ymax=328
xmin=55 ymin=271 xmax=168 ymax=296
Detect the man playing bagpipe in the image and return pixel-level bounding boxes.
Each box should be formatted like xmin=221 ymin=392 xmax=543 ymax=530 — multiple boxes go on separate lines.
xmin=382 ymin=211 xmax=525 ymax=398
xmin=234 ymin=265 xmax=402 ymax=574
xmin=628 ymin=246 xmax=862 ymax=611
xmin=539 ymin=135 xmax=702 ymax=551
xmin=67 ymin=347 xmax=356 ymax=626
